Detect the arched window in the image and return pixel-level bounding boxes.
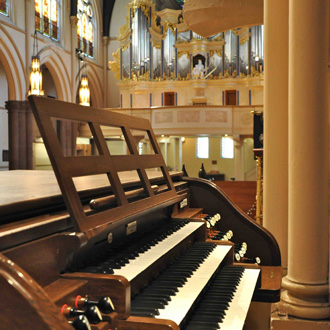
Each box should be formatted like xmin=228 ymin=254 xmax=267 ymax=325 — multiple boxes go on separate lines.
xmin=0 ymin=0 xmax=8 ymax=16
xmin=35 ymin=0 xmax=59 ymax=41
xmin=77 ymin=0 xmax=94 ymax=58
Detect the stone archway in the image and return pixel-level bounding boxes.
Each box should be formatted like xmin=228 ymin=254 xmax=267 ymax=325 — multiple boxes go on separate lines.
xmin=40 ymin=47 xmax=71 ymax=102
xmin=0 ymin=60 xmax=9 ymax=170
xmin=0 ymin=25 xmax=31 ymax=169
xmin=0 ymin=25 xmax=26 ymax=100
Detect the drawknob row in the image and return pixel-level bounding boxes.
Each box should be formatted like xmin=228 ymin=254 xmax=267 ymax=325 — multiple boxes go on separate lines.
xmin=61 ymin=296 xmax=115 ymax=330
xmin=205 ymin=213 xmax=262 ymax=265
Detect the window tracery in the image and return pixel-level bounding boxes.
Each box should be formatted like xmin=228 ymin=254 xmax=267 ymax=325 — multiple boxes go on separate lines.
xmin=77 ymin=0 xmax=94 ymax=58
xmin=35 ymin=0 xmax=59 ymax=41
xmin=0 ymin=0 xmax=8 ymax=16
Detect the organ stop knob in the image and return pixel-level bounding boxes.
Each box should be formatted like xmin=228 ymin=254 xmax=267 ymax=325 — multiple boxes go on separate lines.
xmin=69 ymin=315 xmax=92 ymax=330
xmin=75 ymin=295 xmax=115 ymax=314
xmin=61 ymin=304 xmax=103 ymax=324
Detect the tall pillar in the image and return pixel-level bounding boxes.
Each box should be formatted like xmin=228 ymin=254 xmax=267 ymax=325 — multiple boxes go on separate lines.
xmin=263 ymin=0 xmax=289 ymax=268
xmin=57 ymin=121 xmax=77 ymax=157
xmin=70 ymin=16 xmax=79 ymax=103
xmin=103 ymin=36 xmax=110 ymax=107
xmin=6 ymin=101 xmax=33 ymax=170
xmin=280 ymin=0 xmax=330 ymax=319
xmin=234 ymin=137 xmax=244 ymax=181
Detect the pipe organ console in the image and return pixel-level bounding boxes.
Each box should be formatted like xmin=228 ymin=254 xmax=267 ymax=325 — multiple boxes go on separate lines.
xmin=0 ymin=96 xmax=281 ymax=330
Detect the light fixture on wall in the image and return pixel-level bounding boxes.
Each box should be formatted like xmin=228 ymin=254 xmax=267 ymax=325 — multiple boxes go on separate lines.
xmin=28 ymin=29 xmax=44 ymax=96
xmin=77 ymin=48 xmax=90 ymax=106
xmin=79 ymin=74 xmax=90 ymax=106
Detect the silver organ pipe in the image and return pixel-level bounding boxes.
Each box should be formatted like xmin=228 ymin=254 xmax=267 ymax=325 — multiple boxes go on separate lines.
xmin=116 ymin=2 xmax=265 ymax=82
xmin=131 ymin=8 xmax=150 ymax=77
xmin=164 ymin=30 xmax=176 ymax=78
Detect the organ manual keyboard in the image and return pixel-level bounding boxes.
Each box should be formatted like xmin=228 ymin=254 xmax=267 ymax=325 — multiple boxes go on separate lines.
xmin=0 ymin=96 xmax=282 ymax=330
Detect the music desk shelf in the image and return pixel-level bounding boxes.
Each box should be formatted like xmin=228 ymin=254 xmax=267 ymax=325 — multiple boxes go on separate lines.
xmin=173 ymin=208 xmax=203 ymax=219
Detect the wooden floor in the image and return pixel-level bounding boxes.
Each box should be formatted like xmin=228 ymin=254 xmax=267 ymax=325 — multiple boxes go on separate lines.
xmin=214 ymin=181 xmax=257 ymax=215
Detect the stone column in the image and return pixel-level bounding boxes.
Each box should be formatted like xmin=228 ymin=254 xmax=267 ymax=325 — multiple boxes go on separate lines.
xmin=70 ymin=16 xmax=79 ymax=103
xmin=263 ymin=0 xmax=289 ymax=268
xmin=103 ymin=36 xmax=110 ymax=107
xmin=6 ymin=101 xmax=33 ymax=170
xmin=234 ymin=137 xmax=244 ymax=181
xmin=280 ymin=0 xmax=330 ymax=320
xmin=57 ymin=121 xmax=77 ymax=157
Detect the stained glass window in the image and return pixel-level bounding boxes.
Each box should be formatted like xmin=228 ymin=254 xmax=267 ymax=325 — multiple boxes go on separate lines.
xmin=35 ymin=0 xmax=41 ymax=30
xmin=51 ymin=1 xmax=58 ymax=39
xmin=35 ymin=0 xmax=59 ymax=40
xmin=77 ymin=0 xmax=94 ymax=58
xmin=0 ymin=0 xmax=8 ymax=16
xmin=43 ymin=0 xmax=50 ymax=36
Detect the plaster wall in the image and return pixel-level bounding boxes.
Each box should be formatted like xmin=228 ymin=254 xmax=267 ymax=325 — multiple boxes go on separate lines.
xmin=33 ymin=142 xmax=52 ymax=170
xmin=182 ymin=136 xmax=236 ymax=180
xmin=243 ymin=137 xmax=256 ymax=179
xmin=109 ymin=0 xmax=130 ymax=39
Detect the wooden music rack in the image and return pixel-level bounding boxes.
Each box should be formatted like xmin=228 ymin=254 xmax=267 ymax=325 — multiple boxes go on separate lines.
xmin=28 ymin=96 xmax=183 ymax=239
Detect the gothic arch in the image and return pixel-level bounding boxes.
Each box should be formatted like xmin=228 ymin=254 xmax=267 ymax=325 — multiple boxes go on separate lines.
xmin=39 ymin=47 xmax=71 ymax=102
xmin=75 ymin=63 xmax=102 ymax=108
xmin=0 ymin=24 xmax=26 ymax=100
xmin=86 ymin=64 xmax=102 ymax=108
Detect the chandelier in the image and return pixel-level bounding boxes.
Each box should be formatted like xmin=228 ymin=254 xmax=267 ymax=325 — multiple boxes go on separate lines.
xmin=77 ymin=49 xmax=90 ymax=106
xmin=79 ymin=74 xmax=90 ymax=106
xmin=28 ymin=30 xmax=44 ymax=96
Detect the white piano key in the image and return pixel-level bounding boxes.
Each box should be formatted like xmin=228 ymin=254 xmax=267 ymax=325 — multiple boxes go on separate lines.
xmin=155 ymin=245 xmax=232 ymax=326
xmin=217 ymin=268 xmax=260 ymax=330
xmin=113 ymin=222 xmax=204 ymax=281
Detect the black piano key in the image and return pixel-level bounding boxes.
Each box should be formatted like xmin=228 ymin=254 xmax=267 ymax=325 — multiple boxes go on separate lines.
xmin=163 ymin=269 xmax=194 ymax=276
xmin=142 ymin=287 xmax=177 ymax=296
xmin=209 ymin=286 xmax=237 ymax=292
xmin=182 ymin=266 xmax=246 ymax=330
xmin=75 ymin=219 xmax=191 ymax=273
xmin=150 ymin=284 xmax=180 ymax=291
xmin=131 ymin=242 xmax=217 ymax=318
xmin=139 ymin=293 xmax=172 ymax=301
xmin=197 ymin=302 xmax=228 ymax=310
xmin=130 ymin=310 xmax=156 ymax=317
xmin=191 ymin=314 xmax=224 ymax=322
xmin=187 ymin=321 xmax=221 ymax=328
xmin=157 ymin=275 xmax=188 ymax=283
xmin=211 ymin=282 xmax=240 ymax=287
xmin=204 ymin=292 xmax=234 ymax=298
xmin=155 ymin=278 xmax=186 ymax=286
xmin=100 ymin=268 xmax=114 ymax=274
xmin=131 ymin=306 xmax=160 ymax=316
xmin=197 ymin=309 xmax=226 ymax=318
xmin=185 ymin=325 xmax=218 ymax=330
xmin=131 ymin=301 xmax=166 ymax=309
xmin=134 ymin=296 xmax=169 ymax=305
xmin=202 ymin=298 xmax=232 ymax=305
